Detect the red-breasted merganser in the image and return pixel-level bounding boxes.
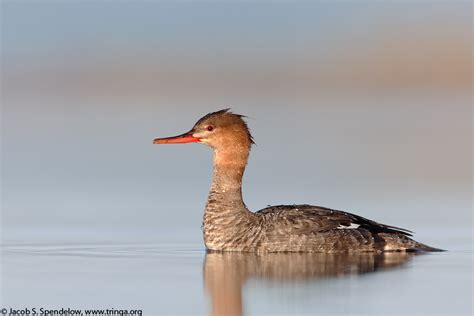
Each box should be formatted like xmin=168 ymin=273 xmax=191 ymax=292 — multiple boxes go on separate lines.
xmin=153 ymin=109 xmax=441 ymax=252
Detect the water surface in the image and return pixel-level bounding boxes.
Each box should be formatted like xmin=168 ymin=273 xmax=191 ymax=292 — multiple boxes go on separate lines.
xmin=2 ymin=229 xmax=472 ymax=316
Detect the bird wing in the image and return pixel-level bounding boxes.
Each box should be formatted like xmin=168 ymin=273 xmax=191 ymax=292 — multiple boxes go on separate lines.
xmin=255 ymin=204 xmax=413 ymax=236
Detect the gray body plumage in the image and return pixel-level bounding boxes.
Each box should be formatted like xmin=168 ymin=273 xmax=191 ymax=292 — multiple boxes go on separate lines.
xmin=203 ymin=163 xmax=437 ymax=253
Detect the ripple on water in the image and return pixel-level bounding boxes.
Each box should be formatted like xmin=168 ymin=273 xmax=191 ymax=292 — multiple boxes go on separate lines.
xmin=1 ymin=242 xmax=205 ymax=259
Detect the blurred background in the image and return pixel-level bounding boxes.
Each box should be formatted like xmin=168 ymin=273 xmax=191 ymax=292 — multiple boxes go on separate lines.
xmin=1 ymin=2 xmax=472 ymax=314
xmin=1 ymin=1 xmax=472 ymax=247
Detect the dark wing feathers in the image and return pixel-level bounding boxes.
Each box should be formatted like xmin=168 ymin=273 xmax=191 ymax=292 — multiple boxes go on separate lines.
xmin=256 ymin=204 xmax=413 ymax=236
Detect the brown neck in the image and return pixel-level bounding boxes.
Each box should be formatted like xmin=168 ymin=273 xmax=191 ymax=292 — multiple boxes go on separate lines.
xmin=209 ymin=146 xmax=249 ymax=208
xmin=203 ymin=145 xmax=255 ymax=250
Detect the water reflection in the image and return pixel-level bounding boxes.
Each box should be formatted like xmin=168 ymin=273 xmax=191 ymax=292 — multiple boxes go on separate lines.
xmin=203 ymin=251 xmax=416 ymax=316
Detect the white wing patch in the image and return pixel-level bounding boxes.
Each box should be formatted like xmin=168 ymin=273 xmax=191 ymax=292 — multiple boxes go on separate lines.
xmin=337 ymin=223 xmax=360 ymax=229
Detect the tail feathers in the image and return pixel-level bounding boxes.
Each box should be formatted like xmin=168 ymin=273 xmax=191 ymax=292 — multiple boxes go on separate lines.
xmin=379 ymin=233 xmax=445 ymax=252
xmin=413 ymin=242 xmax=445 ymax=252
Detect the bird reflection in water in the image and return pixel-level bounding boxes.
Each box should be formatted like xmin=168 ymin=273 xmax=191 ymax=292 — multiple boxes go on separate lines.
xmin=203 ymin=251 xmax=416 ymax=316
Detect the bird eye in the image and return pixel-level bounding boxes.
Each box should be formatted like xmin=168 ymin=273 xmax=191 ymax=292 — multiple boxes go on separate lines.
xmin=207 ymin=125 xmax=214 ymax=132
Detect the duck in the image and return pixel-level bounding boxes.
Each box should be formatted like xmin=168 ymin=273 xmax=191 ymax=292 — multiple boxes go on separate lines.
xmin=153 ymin=109 xmax=442 ymax=252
